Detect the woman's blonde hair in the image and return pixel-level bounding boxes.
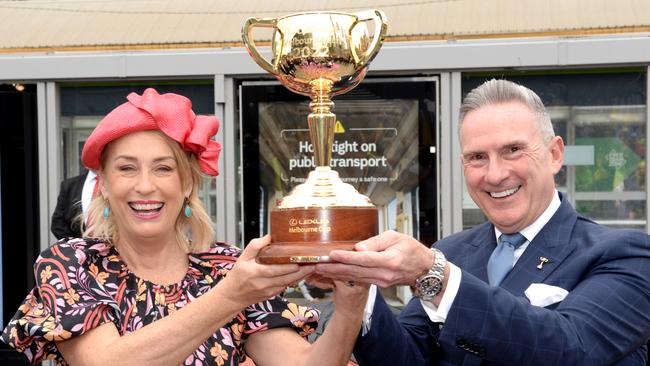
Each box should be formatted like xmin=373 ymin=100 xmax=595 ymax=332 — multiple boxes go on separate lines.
xmin=83 ymin=131 xmax=215 ymax=252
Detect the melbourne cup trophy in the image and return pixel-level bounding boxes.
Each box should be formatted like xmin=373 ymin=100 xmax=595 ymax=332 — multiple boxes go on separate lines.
xmin=242 ymin=10 xmax=388 ymax=264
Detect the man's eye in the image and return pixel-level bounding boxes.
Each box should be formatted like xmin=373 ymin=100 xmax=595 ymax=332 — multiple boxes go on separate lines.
xmin=469 ymin=154 xmax=484 ymax=161
xmin=505 ymin=146 xmax=523 ymax=156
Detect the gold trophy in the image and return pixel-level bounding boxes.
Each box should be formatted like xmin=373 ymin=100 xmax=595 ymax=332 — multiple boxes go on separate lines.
xmin=243 ymin=10 xmax=388 ymax=264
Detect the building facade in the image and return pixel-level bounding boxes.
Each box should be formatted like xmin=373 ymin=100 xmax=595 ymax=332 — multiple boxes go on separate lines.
xmin=0 ymin=0 xmax=649 ymax=363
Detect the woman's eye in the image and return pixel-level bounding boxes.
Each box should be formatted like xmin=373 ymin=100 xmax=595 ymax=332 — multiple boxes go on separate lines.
xmin=118 ymin=165 xmax=135 ymax=172
xmin=156 ymin=166 xmax=173 ymax=173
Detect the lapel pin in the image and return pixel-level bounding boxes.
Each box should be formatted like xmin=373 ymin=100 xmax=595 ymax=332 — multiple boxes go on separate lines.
xmin=537 ymin=257 xmax=549 ymax=270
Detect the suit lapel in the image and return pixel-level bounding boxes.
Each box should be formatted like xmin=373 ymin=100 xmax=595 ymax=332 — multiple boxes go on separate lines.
xmin=456 ymin=223 xmax=497 ymax=282
xmin=500 ymin=198 xmax=578 ymax=294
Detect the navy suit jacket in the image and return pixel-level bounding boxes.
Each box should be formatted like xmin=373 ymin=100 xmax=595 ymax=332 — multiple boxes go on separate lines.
xmin=355 ymin=196 xmax=650 ymax=365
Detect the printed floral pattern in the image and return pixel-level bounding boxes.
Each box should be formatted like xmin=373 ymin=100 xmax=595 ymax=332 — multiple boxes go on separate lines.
xmin=1 ymin=238 xmax=319 ymax=365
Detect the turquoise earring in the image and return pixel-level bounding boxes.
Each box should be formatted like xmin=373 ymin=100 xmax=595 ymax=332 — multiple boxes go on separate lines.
xmin=183 ymin=198 xmax=192 ymax=218
xmin=102 ymin=207 xmax=110 ymax=219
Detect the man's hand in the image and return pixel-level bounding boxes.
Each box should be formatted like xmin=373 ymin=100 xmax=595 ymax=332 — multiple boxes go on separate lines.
xmin=313 ymin=230 xmax=435 ymax=288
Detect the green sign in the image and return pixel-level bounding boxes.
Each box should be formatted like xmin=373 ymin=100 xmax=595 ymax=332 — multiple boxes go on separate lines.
xmin=575 ymin=137 xmax=641 ymax=192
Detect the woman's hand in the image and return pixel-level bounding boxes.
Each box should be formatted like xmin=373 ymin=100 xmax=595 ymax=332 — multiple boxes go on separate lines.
xmin=305 ymin=274 xmax=371 ymax=319
xmin=330 ymin=280 xmax=370 ymax=320
xmin=221 ymin=235 xmax=315 ymax=308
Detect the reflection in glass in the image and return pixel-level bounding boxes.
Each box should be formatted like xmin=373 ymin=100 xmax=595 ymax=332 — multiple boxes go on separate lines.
xmin=258 ymin=99 xmax=419 ymax=211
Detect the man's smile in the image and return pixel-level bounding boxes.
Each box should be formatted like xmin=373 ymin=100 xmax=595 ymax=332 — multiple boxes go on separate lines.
xmin=488 ymin=185 xmax=521 ymax=199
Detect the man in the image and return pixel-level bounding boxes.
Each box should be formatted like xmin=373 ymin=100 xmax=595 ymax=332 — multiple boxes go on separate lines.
xmin=315 ymin=79 xmax=650 ymax=365
xmin=50 ymin=169 xmax=97 ymax=239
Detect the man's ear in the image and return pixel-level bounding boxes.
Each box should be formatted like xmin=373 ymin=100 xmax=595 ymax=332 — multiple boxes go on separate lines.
xmin=549 ymin=136 xmax=565 ymax=174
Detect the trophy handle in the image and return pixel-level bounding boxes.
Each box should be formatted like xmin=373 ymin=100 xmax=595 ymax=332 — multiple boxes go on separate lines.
xmin=242 ymin=17 xmax=283 ymax=75
xmin=350 ymin=10 xmax=388 ymax=67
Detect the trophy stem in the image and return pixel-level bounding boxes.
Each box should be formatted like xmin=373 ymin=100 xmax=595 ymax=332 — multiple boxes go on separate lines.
xmin=308 ymin=78 xmax=336 ymax=167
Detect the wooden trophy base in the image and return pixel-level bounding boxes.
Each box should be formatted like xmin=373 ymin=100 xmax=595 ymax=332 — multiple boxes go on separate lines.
xmin=258 ymin=206 xmax=378 ymax=264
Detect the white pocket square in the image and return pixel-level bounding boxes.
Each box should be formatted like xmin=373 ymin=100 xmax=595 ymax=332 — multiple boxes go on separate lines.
xmin=524 ymin=283 xmax=568 ymax=307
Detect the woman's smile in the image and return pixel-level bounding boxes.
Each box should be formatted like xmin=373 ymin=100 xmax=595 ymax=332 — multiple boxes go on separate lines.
xmin=128 ymin=200 xmax=165 ymax=220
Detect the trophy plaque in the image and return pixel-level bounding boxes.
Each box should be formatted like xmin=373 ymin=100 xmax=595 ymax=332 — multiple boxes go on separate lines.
xmin=243 ymin=10 xmax=388 ymax=264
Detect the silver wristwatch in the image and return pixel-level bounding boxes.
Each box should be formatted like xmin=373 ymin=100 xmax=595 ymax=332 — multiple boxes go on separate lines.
xmin=413 ymin=248 xmax=447 ymax=301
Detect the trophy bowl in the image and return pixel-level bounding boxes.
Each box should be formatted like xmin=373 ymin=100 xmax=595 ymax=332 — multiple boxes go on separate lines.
xmin=243 ymin=10 xmax=388 ymax=264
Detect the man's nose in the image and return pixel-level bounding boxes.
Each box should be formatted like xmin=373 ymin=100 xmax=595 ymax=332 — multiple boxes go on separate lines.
xmin=484 ymin=158 xmax=509 ymax=185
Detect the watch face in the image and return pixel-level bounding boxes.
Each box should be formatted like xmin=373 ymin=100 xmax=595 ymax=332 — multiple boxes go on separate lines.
xmin=414 ymin=248 xmax=446 ymax=300
xmin=418 ymin=275 xmax=442 ymax=298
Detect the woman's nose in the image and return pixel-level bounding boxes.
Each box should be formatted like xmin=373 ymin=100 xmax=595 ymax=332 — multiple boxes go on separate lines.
xmin=135 ymin=172 xmax=156 ymax=194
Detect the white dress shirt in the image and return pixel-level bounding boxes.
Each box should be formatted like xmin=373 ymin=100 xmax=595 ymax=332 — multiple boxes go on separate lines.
xmin=81 ymin=170 xmax=98 ymax=218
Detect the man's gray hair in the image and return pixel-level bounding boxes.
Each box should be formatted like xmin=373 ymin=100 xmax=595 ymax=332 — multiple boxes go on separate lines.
xmin=458 ymin=79 xmax=555 ymax=142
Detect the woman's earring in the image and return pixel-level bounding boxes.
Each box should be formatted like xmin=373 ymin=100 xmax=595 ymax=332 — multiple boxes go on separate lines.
xmin=102 ymin=206 xmax=110 ymax=219
xmin=183 ymin=198 xmax=192 ymax=218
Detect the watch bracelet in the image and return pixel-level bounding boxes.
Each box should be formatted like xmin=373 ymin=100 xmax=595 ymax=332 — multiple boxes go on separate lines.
xmin=414 ymin=247 xmax=446 ymax=299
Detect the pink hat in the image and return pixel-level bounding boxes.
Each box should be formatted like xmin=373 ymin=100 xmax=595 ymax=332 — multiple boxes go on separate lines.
xmin=81 ymin=88 xmax=221 ymax=176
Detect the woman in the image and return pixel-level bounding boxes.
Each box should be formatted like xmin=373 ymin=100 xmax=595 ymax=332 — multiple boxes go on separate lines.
xmin=1 ymin=88 xmax=368 ymax=365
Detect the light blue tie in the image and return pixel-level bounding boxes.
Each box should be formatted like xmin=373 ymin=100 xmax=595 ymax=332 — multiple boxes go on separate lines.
xmin=487 ymin=233 xmax=527 ymax=286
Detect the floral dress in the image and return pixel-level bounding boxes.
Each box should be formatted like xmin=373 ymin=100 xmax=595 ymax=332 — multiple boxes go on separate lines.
xmin=1 ymin=238 xmax=319 ymax=365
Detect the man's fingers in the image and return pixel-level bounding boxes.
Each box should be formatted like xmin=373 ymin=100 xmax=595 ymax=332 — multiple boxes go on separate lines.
xmin=328 ymin=249 xmax=391 ymax=267
xmin=315 ymin=263 xmax=398 ymax=287
xmin=315 ymin=263 xmax=362 ymax=278
xmin=354 ymin=231 xmax=403 ymax=252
